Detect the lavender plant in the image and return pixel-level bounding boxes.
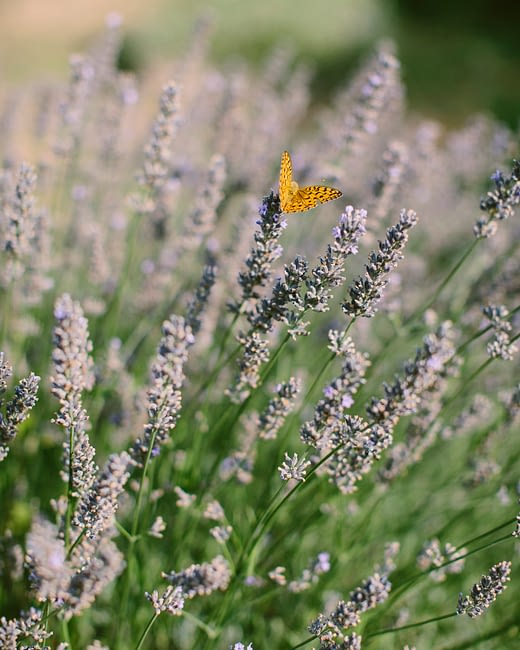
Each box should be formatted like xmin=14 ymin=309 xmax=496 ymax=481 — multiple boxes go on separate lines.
xmin=0 ymin=16 xmax=519 ymax=650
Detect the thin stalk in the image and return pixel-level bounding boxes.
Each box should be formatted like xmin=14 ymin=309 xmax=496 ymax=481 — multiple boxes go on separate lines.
xmin=444 ymin=357 xmax=493 ymax=408
xmin=404 ymin=239 xmax=479 ymax=327
xmin=197 ymin=332 xmax=292 ymax=487
xmin=59 ymin=618 xmax=72 ymax=649
xmin=366 ymin=612 xmax=456 ymax=638
xmin=118 ymin=393 xmax=169 ymax=644
xmin=134 ymin=613 xmax=159 ymax=650
xmin=64 ymin=423 xmax=77 ymax=548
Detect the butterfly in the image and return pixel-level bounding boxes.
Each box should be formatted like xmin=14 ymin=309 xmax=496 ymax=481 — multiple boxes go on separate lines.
xmin=279 ymin=150 xmax=342 ymax=213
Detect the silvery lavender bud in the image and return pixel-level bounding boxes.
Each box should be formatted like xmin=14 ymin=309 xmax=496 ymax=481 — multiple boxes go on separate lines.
xmin=457 ymin=561 xmax=511 ymax=618
xmin=342 ymin=209 xmax=418 ymax=318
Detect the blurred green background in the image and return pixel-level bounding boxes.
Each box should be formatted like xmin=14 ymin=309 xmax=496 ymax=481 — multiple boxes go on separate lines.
xmin=1 ymin=0 xmax=519 ymax=127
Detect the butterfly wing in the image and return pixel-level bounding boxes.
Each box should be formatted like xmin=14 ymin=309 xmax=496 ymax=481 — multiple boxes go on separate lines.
xmin=279 ymin=150 xmax=343 ymax=213
xmin=286 ymin=185 xmax=343 ymax=213
xmin=279 ymin=151 xmax=293 ymax=212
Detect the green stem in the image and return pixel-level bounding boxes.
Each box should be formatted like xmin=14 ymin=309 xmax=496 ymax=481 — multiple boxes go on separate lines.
xmin=118 ymin=395 xmax=168 ymax=645
xmin=238 ymin=443 xmax=340 ymax=575
xmin=288 ymin=636 xmax=316 ymax=649
xmin=66 ymin=527 xmax=86 ymax=559
xmin=215 ymin=311 xmax=241 ymax=362
xmin=444 ymin=357 xmax=493 ymax=408
xmin=197 ymin=333 xmax=292 ymax=488
xmin=135 ymin=613 xmax=159 ymax=650
xmin=366 ymin=612 xmax=456 ymax=638
xmin=60 ymin=618 xmax=72 ymax=649
xmin=64 ymin=423 xmax=77 ymax=549
xmin=404 ymin=239 xmax=479 ymax=327
xmin=457 ymin=519 xmax=517 ymax=551
xmin=186 ymin=343 xmax=241 ymax=414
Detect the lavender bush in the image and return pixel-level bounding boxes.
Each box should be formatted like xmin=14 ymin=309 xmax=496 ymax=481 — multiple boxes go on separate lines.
xmin=0 ymin=16 xmax=519 ymax=650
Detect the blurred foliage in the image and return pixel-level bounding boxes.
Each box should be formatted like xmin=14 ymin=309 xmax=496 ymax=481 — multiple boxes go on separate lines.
xmin=391 ymin=0 xmax=520 ymax=126
xmin=0 ymin=0 xmax=518 ymax=125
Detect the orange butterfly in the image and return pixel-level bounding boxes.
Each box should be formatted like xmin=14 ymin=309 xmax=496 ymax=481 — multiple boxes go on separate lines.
xmin=279 ymin=150 xmax=342 ymax=213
